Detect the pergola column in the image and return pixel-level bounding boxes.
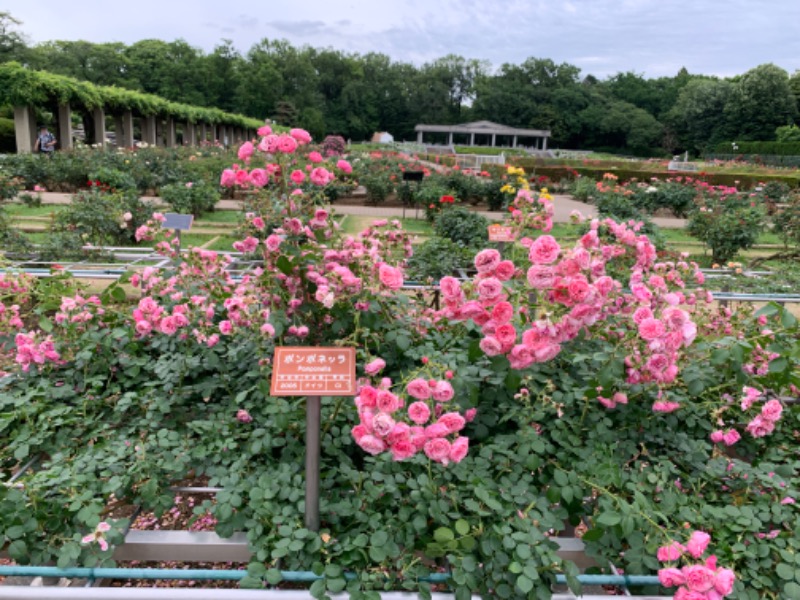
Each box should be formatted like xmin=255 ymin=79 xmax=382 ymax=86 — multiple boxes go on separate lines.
xmin=165 ymin=118 xmax=176 ymax=147
xmin=13 ymin=105 xmax=36 ymax=154
xmin=512 ymin=135 xmax=518 ymax=148
xmin=491 ymin=133 xmax=496 ymax=147
xmin=155 ymin=120 xmax=164 ymax=147
xmin=210 ymin=124 xmax=218 ymax=143
xmin=470 ymin=133 xmax=475 ymax=146
xmin=58 ymin=104 xmax=73 ymax=151
xmin=417 ymin=131 xmax=423 ymax=144
xmin=542 ymin=136 xmax=548 ymax=151
xmin=200 ymin=122 xmax=208 ymax=143
xmin=184 ymin=122 xmax=196 ymax=146
xmin=93 ymin=107 xmax=107 ymax=148
xmin=142 ymin=115 xmax=157 ymax=146
xmin=121 ymin=110 xmax=134 ymax=148
xmin=447 ymin=132 xmax=453 ymax=146
xmin=113 ymin=115 xmax=124 ymax=148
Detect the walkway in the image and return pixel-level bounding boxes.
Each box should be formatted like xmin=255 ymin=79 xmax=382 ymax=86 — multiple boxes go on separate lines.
xmin=20 ymin=192 xmax=686 ymax=228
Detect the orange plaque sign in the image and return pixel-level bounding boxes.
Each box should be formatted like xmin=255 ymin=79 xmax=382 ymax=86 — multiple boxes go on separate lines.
xmin=270 ymin=347 xmax=356 ymax=396
xmin=488 ymin=224 xmax=517 ymax=242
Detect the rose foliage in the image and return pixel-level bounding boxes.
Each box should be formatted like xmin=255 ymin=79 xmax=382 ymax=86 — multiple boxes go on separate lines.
xmin=0 ymin=128 xmax=798 ymax=600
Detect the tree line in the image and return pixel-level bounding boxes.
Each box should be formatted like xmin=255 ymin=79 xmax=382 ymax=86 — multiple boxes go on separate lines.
xmin=2 ymin=12 xmax=799 ymax=156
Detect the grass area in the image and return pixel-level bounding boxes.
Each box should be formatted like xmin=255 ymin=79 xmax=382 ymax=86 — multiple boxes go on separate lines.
xmin=4 ymin=204 xmax=67 ymax=217
xmin=339 ymin=215 xmax=434 ymax=237
xmin=195 ymin=210 xmax=242 ymax=224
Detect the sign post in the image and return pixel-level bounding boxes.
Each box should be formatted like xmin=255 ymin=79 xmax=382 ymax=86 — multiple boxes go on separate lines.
xmin=487 ymin=224 xmax=517 ymax=253
xmin=162 ymin=213 xmax=194 ymax=250
xmin=270 ymin=347 xmax=356 ymax=531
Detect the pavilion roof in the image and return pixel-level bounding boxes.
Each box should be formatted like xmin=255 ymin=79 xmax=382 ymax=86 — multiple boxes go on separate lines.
xmin=414 ymin=120 xmax=550 ymax=137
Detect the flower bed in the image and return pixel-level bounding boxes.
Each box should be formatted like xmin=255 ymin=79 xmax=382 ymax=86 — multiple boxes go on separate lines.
xmin=1 ymin=127 xmax=798 ymax=599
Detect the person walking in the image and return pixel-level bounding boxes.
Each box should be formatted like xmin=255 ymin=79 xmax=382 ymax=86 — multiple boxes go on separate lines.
xmin=34 ymin=125 xmax=57 ymax=156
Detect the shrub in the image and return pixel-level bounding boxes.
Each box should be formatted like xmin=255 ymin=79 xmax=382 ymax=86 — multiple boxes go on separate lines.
xmin=322 ymin=135 xmax=346 ymax=157
xmin=159 ymin=180 xmax=219 ymax=217
xmin=773 ymin=193 xmax=800 ymax=248
xmin=433 ymin=207 xmax=489 ymax=247
xmin=405 ymin=237 xmax=473 ymax=282
xmin=88 ymin=167 xmax=138 ymax=192
xmin=687 ymin=194 xmax=765 ymax=263
xmin=361 ymin=173 xmax=393 ymax=205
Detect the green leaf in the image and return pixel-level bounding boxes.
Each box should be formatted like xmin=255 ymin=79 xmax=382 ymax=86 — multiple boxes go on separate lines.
xmin=595 ymin=511 xmax=622 ymax=527
xmin=777 ymin=563 xmax=795 ymax=581
xmin=781 ymin=309 xmax=798 ymax=329
xmin=370 ymin=530 xmax=389 ymax=546
xmin=769 ymin=357 xmax=788 ymax=373
xmin=553 ymin=470 xmax=568 ymax=486
xmin=454 ymin=519 xmax=470 ymax=536
xmin=516 ymin=575 xmax=534 ymax=594
xmin=434 ymin=527 xmax=455 ymax=543
xmin=309 ymin=578 xmax=326 ymax=598
xmin=265 ymin=569 xmax=283 ymax=585
xmin=8 ymin=540 xmax=27 ymax=561
xmin=324 ymin=564 xmax=342 ymax=578
xmin=38 ymin=317 xmax=53 ymax=332
xmin=327 ymin=577 xmax=347 ymax=593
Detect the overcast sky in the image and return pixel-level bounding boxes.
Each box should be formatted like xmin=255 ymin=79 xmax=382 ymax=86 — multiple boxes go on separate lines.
xmin=6 ymin=0 xmax=800 ymax=79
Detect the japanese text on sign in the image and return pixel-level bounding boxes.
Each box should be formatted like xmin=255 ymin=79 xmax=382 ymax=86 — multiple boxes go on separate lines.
xmin=487 ymin=224 xmax=517 ymax=242
xmin=270 ymin=347 xmax=356 ymax=396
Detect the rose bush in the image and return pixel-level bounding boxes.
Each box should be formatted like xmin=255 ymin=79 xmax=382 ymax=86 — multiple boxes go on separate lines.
xmin=0 ymin=129 xmax=798 ymax=599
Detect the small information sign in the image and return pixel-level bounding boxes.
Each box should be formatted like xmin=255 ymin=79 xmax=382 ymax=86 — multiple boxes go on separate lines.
xmin=270 ymin=347 xmax=356 ymax=396
xmin=402 ymin=170 xmax=425 ymax=182
xmin=487 ymin=224 xmax=517 ymax=242
xmin=162 ymin=213 xmax=194 ymax=231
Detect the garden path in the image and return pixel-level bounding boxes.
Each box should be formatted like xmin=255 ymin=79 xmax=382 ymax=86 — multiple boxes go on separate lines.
xmin=18 ymin=192 xmax=687 ymax=228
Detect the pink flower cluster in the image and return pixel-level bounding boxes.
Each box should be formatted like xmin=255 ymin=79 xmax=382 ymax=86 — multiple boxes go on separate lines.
xmin=351 ymin=371 xmax=472 ymax=465
xmin=710 ymin=387 xmax=784 ymax=445
xmin=657 ymin=531 xmax=735 ymax=599
xmin=54 ymin=294 xmax=105 ymax=330
xmin=15 ymin=332 xmax=61 ymax=372
xmin=507 ymin=188 xmax=554 ymax=233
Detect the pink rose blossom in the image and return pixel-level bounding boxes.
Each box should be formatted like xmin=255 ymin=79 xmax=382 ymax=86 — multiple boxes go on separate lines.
xmin=657 ymin=541 xmax=685 ymax=562
xmin=528 ymin=235 xmax=561 ymax=264
xmin=686 ymin=531 xmax=711 ymax=558
xmin=336 ymin=159 xmax=353 ymax=174
xmin=236 ymin=409 xmax=253 ymax=423
xmin=722 ymin=429 xmax=740 ymax=446
xmin=408 ymin=401 xmax=431 ymax=425
xmin=308 ymin=151 xmax=323 ymax=163
xmin=364 ymin=358 xmax=386 ymax=375
xmin=658 ymin=567 xmax=686 ymax=587
xmin=424 ymin=438 xmax=452 ymax=464
xmin=760 ymin=399 xmax=782 ymax=422
xmin=289 ymin=128 xmax=312 ymax=144
xmin=357 ymin=434 xmax=386 ymax=455
xmin=474 ymin=249 xmax=501 ymax=273
xmin=378 ymin=264 xmax=404 ymax=290
xmin=449 ymin=437 xmax=469 ymax=463
xmin=432 ymin=380 xmax=455 ymax=402
xmin=437 ymin=412 xmax=466 ymax=434
xmin=237 ymin=141 xmax=254 ymax=161
xmin=407 ymin=378 xmax=432 ymax=400
xmin=682 ymin=564 xmax=715 ymax=593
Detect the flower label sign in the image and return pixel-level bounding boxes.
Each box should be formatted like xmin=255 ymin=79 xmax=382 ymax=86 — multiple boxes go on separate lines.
xmin=271 ymin=347 xmax=356 ymax=531
xmin=270 ymin=347 xmax=356 ymax=396
xmin=162 ymin=213 xmax=194 ymax=231
xmin=487 ymin=224 xmax=517 ymax=242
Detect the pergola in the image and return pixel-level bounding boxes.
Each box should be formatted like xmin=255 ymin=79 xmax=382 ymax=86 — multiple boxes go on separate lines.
xmin=415 ymin=120 xmax=550 ymax=150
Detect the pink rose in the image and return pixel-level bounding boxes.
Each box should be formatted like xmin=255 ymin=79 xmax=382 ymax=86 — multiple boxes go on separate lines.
xmin=236 ymin=409 xmax=252 ymax=423
xmin=220 ymin=169 xmax=236 ymax=187
xmin=449 ymin=437 xmax=469 ymax=463
xmin=761 ymin=399 xmax=783 ymax=422
xmin=526 ymin=265 xmax=556 ymax=289
xmin=290 ymin=169 xmax=306 ymax=184
xmin=528 ymin=235 xmax=561 ymax=264
xmin=657 ymin=541 xmax=685 ymax=562
xmin=440 ymin=276 xmax=463 ymax=300
xmin=237 ymin=141 xmax=254 ymax=161
xmin=686 ymin=531 xmax=711 ymax=558
xmin=494 ymin=260 xmax=516 ymax=281
xmin=219 ymin=320 xmax=233 ymax=335
xmin=265 ymin=234 xmax=282 ymax=252
xmin=722 ymin=429 xmax=740 ymax=446
xmin=376 ymin=390 xmax=402 ymax=413
xmin=432 ymin=380 xmax=455 ymax=403
xmin=477 ymin=277 xmax=503 ymax=301
xmin=710 ymin=430 xmax=724 ymax=444
xmin=378 ymin=264 xmax=403 ymax=290
xmin=713 ymin=568 xmax=735 ymax=595
xmin=336 ymin=159 xmax=353 ymax=174
xmin=437 ymin=412 xmax=466 ymax=434
xmin=479 ymin=336 xmax=503 ymax=356
xmin=474 ymin=249 xmax=501 ymax=273
xmin=491 ymin=301 xmax=514 ymax=324
xmin=745 ymin=415 xmax=774 ymax=438
xmin=408 ymin=401 xmax=431 ymax=425
xmin=257 ymin=125 xmax=272 ymax=136
xmin=407 ymin=378 xmax=432 ymax=400
xmin=390 ymin=440 xmax=416 ymax=461
xmin=658 ymin=567 xmax=686 ymax=587
xmin=364 ymin=358 xmax=386 ymax=375
xmin=682 ymin=564 xmax=715 ymax=593
xmin=290 ymin=128 xmax=312 ymax=144
xmin=424 ymin=438 xmax=451 ymax=464
xmin=308 ymin=151 xmax=323 ymax=163
xmin=639 ymin=317 xmax=666 ymax=341
xmin=372 ymin=412 xmax=396 ymax=437
xmin=277 ymin=134 xmax=298 ymax=154
xmin=357 ymin=434 xmax=386 ymax=455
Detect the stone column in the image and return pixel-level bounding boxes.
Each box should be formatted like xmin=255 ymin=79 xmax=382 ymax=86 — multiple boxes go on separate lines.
xmin=58 ymin=104 xmax=73 ymax=150
xmin=155 ymin=119 xmax=164 ymax=147
xmin=491 ymin=133 xmax=496 ymax=147
xmin=542 ymin=136 xmax=548 ymax=151
xmin=165 ymin=118 xmax=176 ymax=147
xmin=184 ymin=122 xmax=196 ymax=146
xmin=417 ymin=131 xmax=423 ymax=144
xmin=13 ymin=105 xmax=35 ymax=154
xmin=142 ymin=115 xmax=157 ymax=146
xmin=209 ymin=124 xmax=218 ymax=144
xmin=199 ymin=122 xmax=208 ymax=144
xmin=113 ymin=115 xmax=123 ymax=148
xmin=92 ymin=107 xmax=107 ymax=148
xmin=121 ymin=110 xmax=134 ymax=148
xmin=512 ymin=135 xmax=518 ymax=148
xmin=470 ymin=133 xmax=475 ymax=146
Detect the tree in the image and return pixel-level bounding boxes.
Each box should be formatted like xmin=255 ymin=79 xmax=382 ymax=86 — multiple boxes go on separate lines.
xmin=724 ymin=64 xmax=798 ymax=141
xmin=0 ymin=12 xmax=27 ymax=63
xmin=666 ymin=78 xmax=733 ymax=154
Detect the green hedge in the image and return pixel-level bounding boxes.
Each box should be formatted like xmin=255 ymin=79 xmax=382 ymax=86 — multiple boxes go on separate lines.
xmin=0 ymin=62 xmax=264 ymax=128
xmin=487 ymin=161 xmax=800 ymax=190
xmin=714 ymin=141 xmax=800 ymax=156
